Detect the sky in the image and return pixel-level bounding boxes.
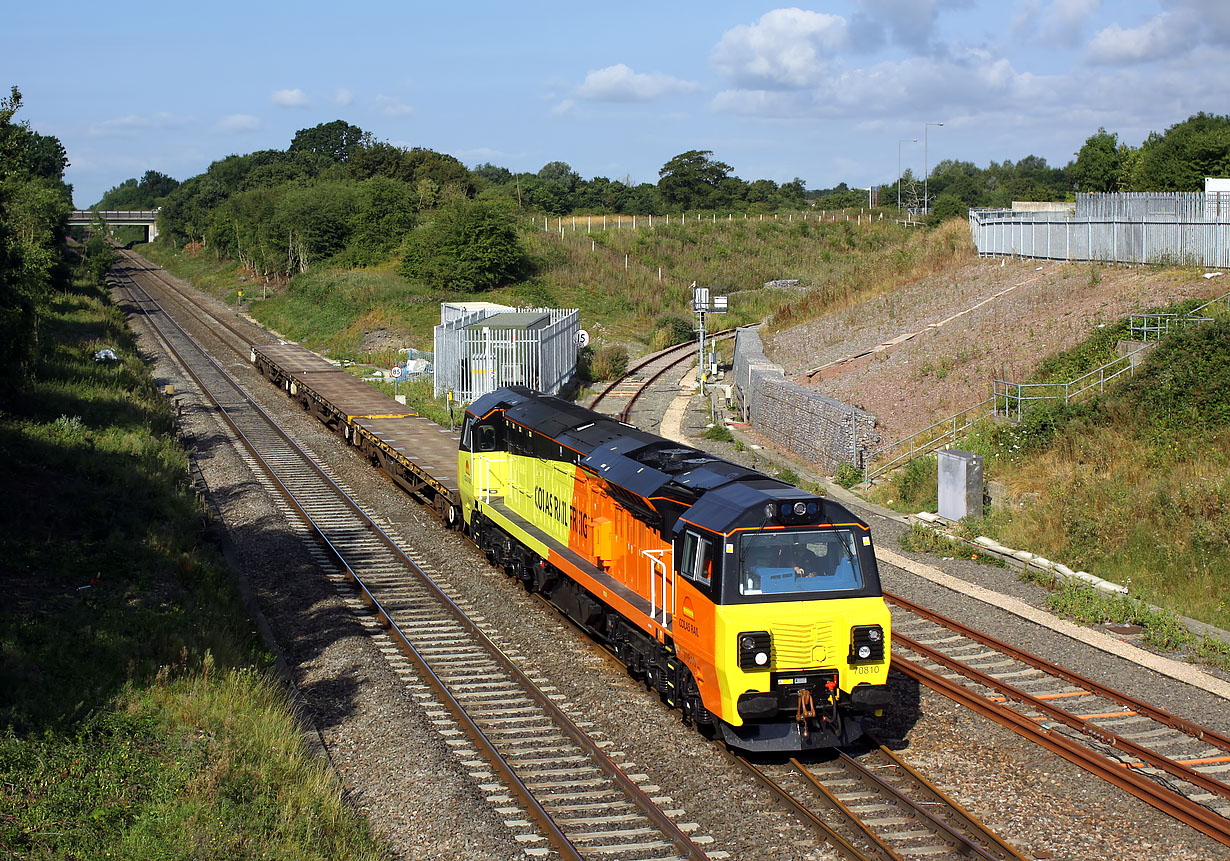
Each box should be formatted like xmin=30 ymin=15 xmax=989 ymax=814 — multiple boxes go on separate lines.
xmin=4 ymin=1 xmax=1228 ymax=208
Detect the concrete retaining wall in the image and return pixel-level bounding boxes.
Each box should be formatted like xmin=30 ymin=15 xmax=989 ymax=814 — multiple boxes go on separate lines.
xmin=732 ymin=327 xmax=878 ymax=471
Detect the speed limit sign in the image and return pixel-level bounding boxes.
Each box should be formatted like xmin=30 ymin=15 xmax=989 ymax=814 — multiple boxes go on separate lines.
xmin=389 ymin=366 xmax=403 ymax=379
xmin=576 ymin=329 xmax=590 ymax=348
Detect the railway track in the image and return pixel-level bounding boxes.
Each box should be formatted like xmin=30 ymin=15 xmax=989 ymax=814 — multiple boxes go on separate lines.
xmin=116 ymin=249 xmax=1230 ymax=854
xmin=736 ymin=740 xmax=1026 ymax=861
xmin=885 ymin=591 xmax=1230 ymax=847
xmin=588 ymin=332 xmax=734 ymax=423
xmin=111 ymin=263 xmax=711 ymax=861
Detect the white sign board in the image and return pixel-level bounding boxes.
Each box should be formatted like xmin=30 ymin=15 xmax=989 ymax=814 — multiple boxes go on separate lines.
xmin=576 ymin=329 xmax=590 ymax=348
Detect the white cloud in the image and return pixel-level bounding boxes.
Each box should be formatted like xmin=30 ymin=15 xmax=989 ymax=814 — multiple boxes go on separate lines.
xmin=270 ymin=88 xmax=310 ymax=108
xmin=1084 ymin=1 xmax=1230 ymax=65
xmin=852 ymin=0 xmax=942 ymax=53
xmin=374 ymin=95 xmax=412 ymax=117
xmin=551 ymin=98 xmax=578 ymax=117
xmin=575 ymin=64 xmax=700 ymax=102
xmin=217 ymin=114 xmax=261 ymax=133
xmin=87 ymin=112 xmax=189 ymax=137
xmin=333 ymin=88 xmax=355 ymax=107
xmin=713 ymin=51 xmax=1041 ymax=120
xmin=1015 ymin=0 xmax=1101 ymax=47
xmin=711 ymin=8 xmax=849 ymax=90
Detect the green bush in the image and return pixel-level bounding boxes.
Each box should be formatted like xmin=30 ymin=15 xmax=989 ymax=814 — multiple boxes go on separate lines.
xmin=1125 ymin=320 xmax=1230 ymax=433
xmin=587 ymin=344 xmax=629 ymax=381
xmin=650 ymin=314 xmax=695 ymax=350
xmin=400 ymin=198 xmax=530 ymax=291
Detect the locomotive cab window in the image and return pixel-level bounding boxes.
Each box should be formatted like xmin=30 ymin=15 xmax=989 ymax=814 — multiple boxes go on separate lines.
xmin=736 ymin=529 xmax=868 ymax=599
xmin=478 ymin=424 xmax=498 ymax=452
xmin=680 ymin=530 xmax=716 ymax=586
xmin=461 ymin=417 xmax=473 ymax=449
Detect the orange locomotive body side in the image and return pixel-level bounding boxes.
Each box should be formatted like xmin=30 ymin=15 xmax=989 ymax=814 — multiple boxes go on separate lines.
xmin=555 ymin=469 xmax=724 ymax=719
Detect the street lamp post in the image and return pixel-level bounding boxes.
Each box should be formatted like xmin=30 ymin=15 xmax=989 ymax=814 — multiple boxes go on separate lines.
xmin=924 ymin=122 xmax=943 ymax=215
xmin=898 ymin=137 xmax=917 ymax=212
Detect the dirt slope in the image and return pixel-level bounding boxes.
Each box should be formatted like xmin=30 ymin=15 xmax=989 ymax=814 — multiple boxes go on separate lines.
xmin=764 ymin=258 xmax=1226 ymax=447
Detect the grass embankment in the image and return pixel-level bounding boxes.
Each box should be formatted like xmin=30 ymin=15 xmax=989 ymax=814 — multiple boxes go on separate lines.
xmin=141 ymin=214 xmax=972 ymax=366
xmin=0 ymin=276 xmax=383 ymax=859
xmin=872 ymin=304 xmax=1230 ymax=648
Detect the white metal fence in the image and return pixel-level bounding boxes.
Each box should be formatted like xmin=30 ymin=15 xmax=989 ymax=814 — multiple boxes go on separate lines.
xmin=970 ymin=193 xmax=1230 ymax=268
xmin=433 ymin=307 xmax=579 ymax=401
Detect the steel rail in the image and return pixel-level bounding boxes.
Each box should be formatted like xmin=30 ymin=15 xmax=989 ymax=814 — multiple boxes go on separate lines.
xmin=616 ymin=337 xmax=725 ymax=425
xmin=891 ymin=653 xmax=1230 ymax=847
xmin=819 ymin=752 xmax=1002 ymax=861
xmin=588 ymin=329 xmax=735 ymax=416
xmin=888 ymin=598 xmax=1230 ymax=804
xmin=886 ymin=591 xmax=1230 ymax=755
xmin=864 ymin=738 xmax=1029 ymax=861
xmin=729 ymin=756 xmax=871 ymax=861
xmin=116 ymin=269 xmax=710 ymax=861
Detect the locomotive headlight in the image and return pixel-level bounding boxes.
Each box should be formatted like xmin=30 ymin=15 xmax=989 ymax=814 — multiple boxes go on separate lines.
xmin=793 ymin=501 xmax=807 ymax=516
xmin=849 ymin=625 xmax=886 ymax=664
xmin=738 ymin=631 xmax=772 ymax=670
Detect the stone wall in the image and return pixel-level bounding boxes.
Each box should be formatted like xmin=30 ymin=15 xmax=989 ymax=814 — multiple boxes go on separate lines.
xmin=732 ymin=327 xmax=879 ymax=471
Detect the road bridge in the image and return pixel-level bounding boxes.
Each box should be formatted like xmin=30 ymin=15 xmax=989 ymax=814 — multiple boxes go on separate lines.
xmin=69 ymin=210 xmax=159 ymax=241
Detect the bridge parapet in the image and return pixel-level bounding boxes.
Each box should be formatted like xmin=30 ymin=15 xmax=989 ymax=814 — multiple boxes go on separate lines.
xmin=69 ymin=210 xmax=159 ymax=240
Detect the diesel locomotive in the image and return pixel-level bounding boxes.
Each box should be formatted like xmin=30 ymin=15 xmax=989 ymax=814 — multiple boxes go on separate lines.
xmin=460 ymin=385 xmax=892 ymax=752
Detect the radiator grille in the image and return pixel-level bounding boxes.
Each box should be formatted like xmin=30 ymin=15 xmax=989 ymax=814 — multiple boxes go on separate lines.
xmin=770 ymin=620 xmax=837 ymax=668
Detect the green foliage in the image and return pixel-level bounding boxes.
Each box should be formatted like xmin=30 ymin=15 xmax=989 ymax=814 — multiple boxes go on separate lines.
xmin=899 ymin=524 xmax=1006 ymax=566
xmin=585 ymin=344 xmax=629 ymax=381
xmin=1129 ymin=112 xmax=1230 ymax=191
xmin=835 ymin=462 xmax=863 ymax=489
xmin=0 ymin=274 xmax=385 ymax=859
xmin=1041 ymin=581 xmax=1230 ymax=670
xmin=0 ymin=86 xmax=71 ymax=390
xmin=650 ymin=313 xmax=695 ymax=350
xmin=658 ymin=150 xmax=734 ymax=209
xmin=81 ymin=229 xmax=117 ymax=285
xmin=882 ymin=455 xmax=939 ymax=512
xmin=400 ymin=198 xmax=530 ymax=291
xmin=1124 ymin=320 xmax=1230 ymax=434
xmin=288 ymin=119 xmax=366 ymax=163
xmin=926 ymin=193 xmax=967 ymax=227
xmin=1071 ymin=128 xmax=1123 ymax=192
xmin=702 ymin=423 xmax=734 ymax=442
xmin=94 ymin=169 xmax=180 ymax=209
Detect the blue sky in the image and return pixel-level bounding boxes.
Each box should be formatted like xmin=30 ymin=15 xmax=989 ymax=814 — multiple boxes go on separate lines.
xmin=5 ymin=1 xmax=1227 ymax=208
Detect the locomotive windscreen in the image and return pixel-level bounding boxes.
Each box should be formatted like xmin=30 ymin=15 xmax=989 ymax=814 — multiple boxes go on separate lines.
xmin=738 ymin=529 xmax=864 ymax=596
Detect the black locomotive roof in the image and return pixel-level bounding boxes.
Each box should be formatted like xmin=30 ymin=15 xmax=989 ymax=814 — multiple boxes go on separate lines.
xmin=679 ymin=481 xmax=869 ymax=535
xmin=466 ymin=386 xmax=867 ymax=534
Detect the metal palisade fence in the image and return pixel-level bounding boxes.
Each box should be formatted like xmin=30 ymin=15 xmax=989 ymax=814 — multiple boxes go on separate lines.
xmin=433 ymin=307 xmax=579 ymax=401
xmin=970 ymin=192 xmax=1230 ymax=267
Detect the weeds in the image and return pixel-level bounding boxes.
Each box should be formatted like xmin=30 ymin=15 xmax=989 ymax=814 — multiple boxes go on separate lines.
xmin=899 ymin=523 xmax=1006 ymax=566
xmin=1041 ymin=580 xmax=1230 ymax=671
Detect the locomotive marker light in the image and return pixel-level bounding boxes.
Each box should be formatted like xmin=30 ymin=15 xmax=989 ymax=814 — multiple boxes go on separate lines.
xmin=692 ymin=283 xmax=728 ymax=395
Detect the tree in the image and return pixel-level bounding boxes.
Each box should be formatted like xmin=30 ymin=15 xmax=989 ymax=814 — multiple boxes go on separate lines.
xmin=658 ymin=150 xmax=733 ymax=209
xmin=288 ymin=120 xmax=365 ymax=163
xmin=1130 ymin=112 xmax=1230 ymax=191
xmin=399 ymin=199 xmax=529 ymax=291
xmin=1070 ymin=129 xmax=1122 ymax=192
xmin=0 ymin=86 xmax=71 ymax=387
xmin=95 ymin=170 xmax=180 ymax=209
